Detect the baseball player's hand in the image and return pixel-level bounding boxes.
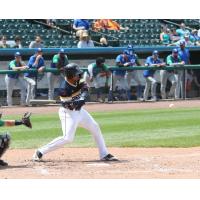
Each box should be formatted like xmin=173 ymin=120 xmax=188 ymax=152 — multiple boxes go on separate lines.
xmin=99 ymin=72 xmax=107 ymax=77
xmin=154 ymin=64 xmax=161 ymax=67
xmin=124 ymin=62 xmax=130 ymax=67
xmin=21 ymin=112 xmax=32 ymax=128
xmin=20 ymin=66 xmax=29 ymax=70
xmin=73 ymin=99 xmax=85 ymax=111
xmin=59 ymin=67 xmax=64 ymax=72
xmin=36 ymin=55 xmax=42 ymax=60
xmin=38 ymin=66 xmax=45 ymax=73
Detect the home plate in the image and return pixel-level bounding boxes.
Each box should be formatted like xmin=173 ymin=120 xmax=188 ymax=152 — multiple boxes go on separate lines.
xmin=86 ymin=163 xmax=110 ymax=167
xmin=36 ymin=168 xmax=50 ymax=175
xmin=40 ymin=169 xmax=49 ymax=175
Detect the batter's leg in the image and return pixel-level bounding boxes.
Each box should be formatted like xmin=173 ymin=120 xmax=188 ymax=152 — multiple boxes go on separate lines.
xmin=78 ymin=108 xmax=109 ymax=159
xmin=38 ymin=107 xmax=79 ymax=155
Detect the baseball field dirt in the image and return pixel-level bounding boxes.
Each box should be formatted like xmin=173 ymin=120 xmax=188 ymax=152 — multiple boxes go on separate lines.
xmin=1 ymin=100 xmax=200 ymax=179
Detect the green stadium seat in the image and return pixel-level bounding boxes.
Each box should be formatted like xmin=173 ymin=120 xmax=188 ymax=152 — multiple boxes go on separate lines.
xmin=8 ymin=35 xmax=14 ymax=40
xmin=24 ymin=41 xmax=30 ymax=47
xmin=0 ymin=19 xmax=175 ymax=47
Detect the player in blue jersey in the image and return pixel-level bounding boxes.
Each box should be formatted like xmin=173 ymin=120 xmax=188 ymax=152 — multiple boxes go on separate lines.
xmin=177 ymin=41 xmax=190 ymax=98
xmin=124 ymin=45 xmax=143 ymax=100
xmin=24 ymin=48 xmax=45 ymax=105
xmin=143 ymin=50 xmax=165 ymax=101
xmin=108 ymin=49 xmax=135 ymax=101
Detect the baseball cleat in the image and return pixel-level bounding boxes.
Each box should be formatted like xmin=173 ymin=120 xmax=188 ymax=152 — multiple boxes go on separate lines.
xmin=32 ymin=150 xmax=43 ymax=161
xmin=0 ymin=159 xmax=8 ymax=166
xmin=101 ymin=154 xmax=119 ymax=161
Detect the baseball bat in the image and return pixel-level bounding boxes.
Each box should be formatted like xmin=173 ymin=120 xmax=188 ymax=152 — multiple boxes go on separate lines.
xmin=29 ymin=99 xmax=74 ymax=105
xmin=30 ymin=99 xmax=60 ymax=105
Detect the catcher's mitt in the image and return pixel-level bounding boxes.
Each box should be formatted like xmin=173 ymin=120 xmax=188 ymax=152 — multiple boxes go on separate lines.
xmin=22 ymin=112 xmax=32 ymax=128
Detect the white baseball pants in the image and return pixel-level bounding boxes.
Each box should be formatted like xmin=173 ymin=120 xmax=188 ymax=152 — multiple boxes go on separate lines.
xmin=24 ymin=77 xmax=36 ymax=105
xmin=143 ymin=76 xmax=157 ymax=100
xmin=160 ymin=70 xmax=178 ymax=99
xmin=38 ymin=107 xmax=109 ymax=159
xmin=5 ymin=75 xmax=27 ymax=106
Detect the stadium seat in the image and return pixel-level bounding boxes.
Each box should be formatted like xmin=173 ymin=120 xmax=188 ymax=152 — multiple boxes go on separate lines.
xmin=0 ymin=19 xmax=180 ymax=47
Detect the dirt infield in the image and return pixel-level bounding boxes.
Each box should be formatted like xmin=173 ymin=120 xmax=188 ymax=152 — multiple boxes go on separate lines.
xmin=1 ymin=100 xmax=200 ymax=179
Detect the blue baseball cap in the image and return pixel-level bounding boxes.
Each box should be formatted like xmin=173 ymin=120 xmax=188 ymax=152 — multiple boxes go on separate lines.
xmin=59 ymin=48 xmax=65 ymax=54
xmin=172 ymin=48 xmax=178 ymax=53
xmin=14 ymin=52 xmax=21 ymax=57
xmin=127 ymin=44 xmax=134 ymax=51
xmin=153 ymin=50 xmax=159 ymax=55
xmin=123 ymin=50 xmax=129 ymax=55
xmin=35 ymin=48 xmax=43 ymax=53
xmin=179 ymin=40 xmax=185 ymax=46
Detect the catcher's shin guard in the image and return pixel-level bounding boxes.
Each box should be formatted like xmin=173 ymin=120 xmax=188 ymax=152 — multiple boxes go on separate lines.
xmin=0 ymin=132 xmax=11 ymax=158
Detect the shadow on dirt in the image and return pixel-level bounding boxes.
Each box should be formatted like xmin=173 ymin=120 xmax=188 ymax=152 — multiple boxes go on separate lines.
xmin=0 ymin=164 xmax=29 ymax=170
xmin=30 ymin=159 xmax=129 ymax=164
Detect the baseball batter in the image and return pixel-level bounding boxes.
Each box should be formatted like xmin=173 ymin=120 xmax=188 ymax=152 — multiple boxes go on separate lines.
xmin=33 ymin=63 xmax=118 ymax=161
xmin=0 ymin=112 xmax=32 ymax=166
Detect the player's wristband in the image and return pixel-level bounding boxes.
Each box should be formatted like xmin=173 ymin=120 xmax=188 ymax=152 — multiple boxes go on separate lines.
xmin=80 ymin=91 xmax=89 ymax=101
xmin=15 ymin=120 xmax=23 ymax=126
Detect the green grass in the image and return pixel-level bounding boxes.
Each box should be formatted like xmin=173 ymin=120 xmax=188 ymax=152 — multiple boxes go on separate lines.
xmin=1 ymin=107 xmax=200 ymax=149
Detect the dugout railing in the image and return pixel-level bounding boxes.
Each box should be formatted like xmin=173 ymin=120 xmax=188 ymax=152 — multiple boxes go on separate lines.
xmin=0 ymin=64 xmax=200 ymax=105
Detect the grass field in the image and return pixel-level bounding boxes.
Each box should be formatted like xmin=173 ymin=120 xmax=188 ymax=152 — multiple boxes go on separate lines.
xmin=1 ymin=107 xmax=200 ymax=149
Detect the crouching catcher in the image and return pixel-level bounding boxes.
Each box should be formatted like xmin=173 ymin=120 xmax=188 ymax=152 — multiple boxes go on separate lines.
xmin=0 ymin=112 xmax=32 ymax=166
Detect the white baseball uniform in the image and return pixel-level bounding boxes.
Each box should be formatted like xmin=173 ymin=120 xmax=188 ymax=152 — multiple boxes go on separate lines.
xmin=38 ymin=78 xmax=109 ymax=159
xmin=5 ymin=60 xmax=27 ymax=106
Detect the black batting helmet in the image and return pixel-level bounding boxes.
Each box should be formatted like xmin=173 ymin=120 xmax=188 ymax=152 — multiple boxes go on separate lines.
xmin=64 ymin=63 xmax=83 ymax=79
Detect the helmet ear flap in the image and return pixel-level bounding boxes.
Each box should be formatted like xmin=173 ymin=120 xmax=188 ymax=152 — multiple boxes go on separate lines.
xmin=64 ymin=63 xmax=82 ymax=79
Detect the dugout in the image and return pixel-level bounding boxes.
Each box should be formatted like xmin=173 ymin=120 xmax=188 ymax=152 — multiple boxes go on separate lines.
xmin=0 ymin=47 xmax=200 ymax=105
xmin=0 ymin=46 xmax=200 ymax=61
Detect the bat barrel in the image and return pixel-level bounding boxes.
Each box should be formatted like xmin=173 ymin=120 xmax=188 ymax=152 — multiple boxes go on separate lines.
xmin=29 ymin=99 xmax=58 ymax=105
